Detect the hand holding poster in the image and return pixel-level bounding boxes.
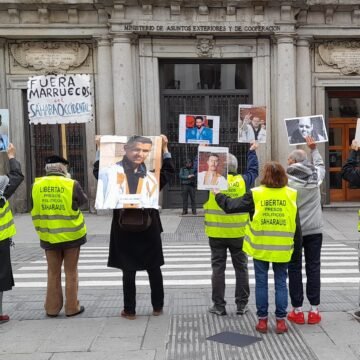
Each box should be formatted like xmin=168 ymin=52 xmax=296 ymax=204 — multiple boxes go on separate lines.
xmin=285 ymin=115 xmax=328 ymax=145
xmin=95 ymin=135 xmax=162 ymax=209
xmin=27 ymin=74 xmax=93 ymax=124
xmin=238 ymin=105 xmax=267 ymax=143
xmin=179 ymin=114 xmax=220 ymax=144
xmin=197 ymin=146 xmax=228 ymax=190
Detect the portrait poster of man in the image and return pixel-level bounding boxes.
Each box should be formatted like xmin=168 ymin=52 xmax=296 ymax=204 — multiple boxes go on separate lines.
xmin=197 ymin=146 xmax=228 ymax=191
xmin=285 ymin=115 xmax=328 ymax=145
xmin=238 ymin=105 xmax=267 ymax=143
xmin=0 ymin=109 xmax=9 ymax=152
xmin=178 ymin=114 xmax=220 ymax=145
xmin=95 ymin=135 xmax=163 ymax=209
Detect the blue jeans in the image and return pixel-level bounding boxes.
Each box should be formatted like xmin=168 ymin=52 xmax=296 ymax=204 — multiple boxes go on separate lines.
xmin=254 ymin=259 xmax=288 ymax=319
xmin=288 ymin=233 xmax=322 ymax=307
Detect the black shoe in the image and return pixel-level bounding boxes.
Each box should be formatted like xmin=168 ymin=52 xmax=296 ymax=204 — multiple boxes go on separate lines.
xmin=66 ymin=306 xmax=85 ymax=317
xmin=192 ymin=210 xmax=197 ymax=215
xmin=182 ymin=211 xmax=188 ymax=215
xmin=236 ymin=305 xmax=249 ymax=315
xmin=208 ymin=305 xmax=227 ymax=316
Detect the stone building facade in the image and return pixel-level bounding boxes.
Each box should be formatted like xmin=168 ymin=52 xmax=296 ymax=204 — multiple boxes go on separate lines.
xmin=1 ymin=0 xmax=360 ymax=211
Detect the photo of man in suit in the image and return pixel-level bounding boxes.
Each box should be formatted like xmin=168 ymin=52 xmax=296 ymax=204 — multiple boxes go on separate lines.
xmin=96 ymin=136 xmax=160 ymax=209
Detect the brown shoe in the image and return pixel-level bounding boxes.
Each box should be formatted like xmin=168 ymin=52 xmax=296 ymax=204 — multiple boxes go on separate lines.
xmin=152 ymin=308 xmax=163 ymax=316
xmin=121 ymin=310 xmax=136 ymax=320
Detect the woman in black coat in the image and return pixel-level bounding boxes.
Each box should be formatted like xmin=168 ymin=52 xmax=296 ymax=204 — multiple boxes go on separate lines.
xmin=93 ymin=135 xmax=174 ymax=319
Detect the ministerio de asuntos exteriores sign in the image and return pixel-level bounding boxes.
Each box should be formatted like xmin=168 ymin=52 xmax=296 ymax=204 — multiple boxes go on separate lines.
xmin=119 ymin=22 xmax=281 ymax=34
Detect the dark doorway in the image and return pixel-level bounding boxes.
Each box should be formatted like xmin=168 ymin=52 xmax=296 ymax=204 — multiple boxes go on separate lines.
xmin=159 ymin=60 xmax=253 ymax=208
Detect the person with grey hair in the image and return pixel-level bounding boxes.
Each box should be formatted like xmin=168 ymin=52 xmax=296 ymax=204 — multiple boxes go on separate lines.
xmin=287 ymin=136 xmax=325 ymax=325
xmin=0 ymin=143 xmax=24 ymax=323
xmin=31 ymin=155 xmax=88 ymax=317
xmin=204 ymin=141 xmax=258 ymax=316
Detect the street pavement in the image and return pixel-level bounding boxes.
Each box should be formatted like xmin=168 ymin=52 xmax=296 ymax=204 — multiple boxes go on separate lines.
xmin=1 ymin=208 xmax=360 ymax=359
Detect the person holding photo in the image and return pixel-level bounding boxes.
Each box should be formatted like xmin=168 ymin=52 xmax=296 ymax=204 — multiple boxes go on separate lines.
xmin=0 ymin=144 xmax=24 ymax=323
xmin=214 ymin=162 xmax=302 ymax=334
xmin=93 ymin=135 xmax=175 ymax=320
xmin=341 ymin=139 xmax=360 ymax=321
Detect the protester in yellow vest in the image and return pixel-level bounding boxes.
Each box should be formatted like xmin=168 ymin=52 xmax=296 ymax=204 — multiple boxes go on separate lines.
xmin=31 ymin=155 xmax=87 ymax=317
xmin=215 ymin=161 xmax=302 ymax=334
xmin=205 ymin=141 xmax=258 ymax=316
xmin=0 ymin=144 xmax=24 ymax=323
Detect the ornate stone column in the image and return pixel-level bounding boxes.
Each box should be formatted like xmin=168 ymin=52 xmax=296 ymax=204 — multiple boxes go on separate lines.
xmin=95 ymin=36 xmax=114 ymax=135
xmin=0 ymin=39 xmax=7 ymax=175
xmin=111 ymin=33 xmax=137 ymax=135
xmin=275 ymin=34 xmax=296 ymax=166
xmin=296 ymin=37 xmax=312 ymax=116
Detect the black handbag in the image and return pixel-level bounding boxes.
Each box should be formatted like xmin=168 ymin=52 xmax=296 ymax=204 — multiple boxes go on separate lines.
xmin=118 ymin=209 xmax=152 ymax=232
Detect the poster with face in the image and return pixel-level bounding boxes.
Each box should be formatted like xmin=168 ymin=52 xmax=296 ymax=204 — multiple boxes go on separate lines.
xmin=285 ymin=115 xmax=328 ymax=145
xmin=238 ymin=105 xmax=267 ymax=143
xmin=197 ymin=146 xmax=228 ymax=190
xmin=0 ymin=109 xmax=9 ymax=152
xmin=178 ymin=114 xmax=220 ymax=145
xmin=95 ymin=135 xmax=163 ymax=209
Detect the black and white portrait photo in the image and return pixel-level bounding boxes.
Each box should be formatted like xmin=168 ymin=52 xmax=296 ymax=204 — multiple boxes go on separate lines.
xmin=285 ymin=115 xmax=328 ymax=145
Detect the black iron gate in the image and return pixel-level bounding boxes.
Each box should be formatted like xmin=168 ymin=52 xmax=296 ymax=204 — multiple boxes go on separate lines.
xmin=161 ymin=92 xmax=252 ymax=208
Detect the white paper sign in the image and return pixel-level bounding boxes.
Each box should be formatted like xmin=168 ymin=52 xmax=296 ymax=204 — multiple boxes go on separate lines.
xmin=27 ymin=74 xmax=93 ymax=124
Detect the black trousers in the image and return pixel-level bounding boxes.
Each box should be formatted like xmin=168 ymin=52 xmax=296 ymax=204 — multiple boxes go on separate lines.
xmin=181 ymin=184 xmax=196 ymax=212
xmin=122 ymin=267 xmax=164 ymax=314
xmin=288 ymin=233 xmax=322 ymax=307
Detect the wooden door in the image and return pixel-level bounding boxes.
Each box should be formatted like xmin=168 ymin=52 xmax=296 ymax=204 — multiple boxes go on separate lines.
xmin=329 ymin=118 xmax=360 ymax=201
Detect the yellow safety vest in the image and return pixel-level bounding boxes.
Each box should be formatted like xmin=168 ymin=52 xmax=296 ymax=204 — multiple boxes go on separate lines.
xmin=31 ymin=176 xmax=87 ymax=244
xmin=0 ymin=201 xmax=16 ymax=241
xmin=243 ymin=185 xmax=297 ymax=263
xmin=204 ymin=174 xmax=249 ymax=238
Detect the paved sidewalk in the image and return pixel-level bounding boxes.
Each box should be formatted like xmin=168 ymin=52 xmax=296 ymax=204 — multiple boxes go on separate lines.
xmin=1 ymin=208 xmax=360 ymax=360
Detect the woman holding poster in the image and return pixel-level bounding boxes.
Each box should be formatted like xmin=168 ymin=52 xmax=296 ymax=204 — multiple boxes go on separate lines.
xmin=214 ymin=162 xmax=302 ymax=334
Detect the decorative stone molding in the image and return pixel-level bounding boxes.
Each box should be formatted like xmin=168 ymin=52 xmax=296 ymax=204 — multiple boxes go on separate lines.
xmin=68 ymin=8 xmax=78 ymax=24
xmin=254 ymin=5 xmax=264 ymax=15
xmin=38 ymin=8 xmax=49 ymax=24
xmin=281 ymin=5 xmax=292 ymax=21
xmin=226 ymin=6 xmax=235 ymax=16
xmin=196 ymin=36 xmax=214 ymax=58
xmin=352 ymin=9 xmax=360 ymax=25
xmin=10 ymin=42 xmax=89 ymax=72
xmin=143 ymin=5 xmax=152 ymax=16
xmin=8 ymin=9 xmax=19 ymax=24
xmin=170 ymin=5 xmax=180 ymax=16
xmin=199 ymin=6 xmax=209 ymax=16
xmin=325 ymin=7 xmax=334 ymax=25
xmin=318 ymin=41 xmax=360 ymax=75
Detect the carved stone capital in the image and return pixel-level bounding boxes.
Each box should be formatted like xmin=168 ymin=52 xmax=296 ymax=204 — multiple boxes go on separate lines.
xmin=318 ymin=41 xmax=360 ymax=75
xmin=10 ymin=41 xmax=90 ymax=73
xmin=196 ymin=36 xmax=214 ymax=58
